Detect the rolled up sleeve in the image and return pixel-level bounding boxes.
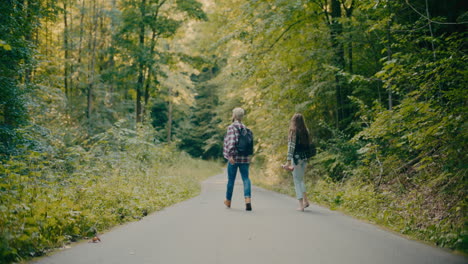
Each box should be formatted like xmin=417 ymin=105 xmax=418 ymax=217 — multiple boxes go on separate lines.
xmin=223 ymin=125 xmax=238 ymax=159
xmin=287 ymin=137 xmax=296 ymax=161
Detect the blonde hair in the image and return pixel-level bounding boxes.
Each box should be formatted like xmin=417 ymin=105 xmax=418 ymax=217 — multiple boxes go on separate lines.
xmin=232 ymin=107 xmax=245 ymax=121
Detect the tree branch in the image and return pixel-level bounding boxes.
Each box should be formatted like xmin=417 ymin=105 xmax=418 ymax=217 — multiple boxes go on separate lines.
xmin=266 ymin=18 xmax=306 ymax=51
xmin=312 ymin=0 xmax=331 ymax=25
xmin=340 ymin=0 xmax=353 ymax=17
xmin=158 ymin=0 xmax=168 ymax=9
xmin=404 ymin=0 xmax=468 ymax=25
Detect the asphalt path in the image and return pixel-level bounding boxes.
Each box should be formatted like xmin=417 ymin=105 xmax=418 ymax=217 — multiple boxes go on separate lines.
xmin=33 ymin=172 xmax=467 ymax=264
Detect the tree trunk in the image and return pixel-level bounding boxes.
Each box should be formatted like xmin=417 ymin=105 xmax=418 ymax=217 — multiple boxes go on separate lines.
xmin=69 ymin=0 xmax=74 ymax=96
xmin=44 ymin=17 xmax=49 ymax=58
xmin=87 ymin=0 xmax=98 ymax=120
xmin=386 ymin=29 xmax=393 ymax=110
xmin=143 ymin=71 xmax=151 ymax=121
xmin=76 ymin=0 xmax=85 ymax=103
xmin=142 ymin=29 xmax=158 ymax=121
xmin=24 ymin=0 xmax=35 ymax=84
xmin=63 ymin=0 xmax=69 ymax=97
xmin=386 ymin=4 xmax=393 ymax=110
xmin=136 ymin=0 xmax=146 ymax=123
xmin=330 ymin=0 xmax=345 ymax=128
xmin=167 ymin=86 xmax=172 ymax=142
xmin=136 ymin=66 xmax=144 ymax=123
xmin=78 ymin=0 xmax=85 ymax=64
xmin=107 ymin=0 xmax=117 ymax=105
xmin=144 ymin=76 xmax=151 ymax=106
xmin=345 ymin=2 xmax=354 ymax=74
xmin=425 ymin=0 xmax=436 ymax=60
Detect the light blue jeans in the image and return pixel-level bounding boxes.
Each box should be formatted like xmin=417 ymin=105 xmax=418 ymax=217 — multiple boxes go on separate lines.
xmin=226 ymin=163 xmax=251 ymax=201
xmin=292 ymin=159 xmax=306 ymax=200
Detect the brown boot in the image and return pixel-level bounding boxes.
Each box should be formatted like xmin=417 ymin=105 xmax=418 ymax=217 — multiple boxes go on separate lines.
xmin=245 ymin=197 xmax=252 ymax=211
xmin=224 ymin=200 xmax=231 ymax=208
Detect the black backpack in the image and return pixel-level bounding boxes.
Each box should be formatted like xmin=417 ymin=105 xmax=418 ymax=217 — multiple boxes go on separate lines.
xmin=236 ymin=126 xmax=254 ymax=156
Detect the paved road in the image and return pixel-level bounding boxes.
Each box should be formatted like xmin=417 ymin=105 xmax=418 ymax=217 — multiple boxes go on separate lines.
xmin=33 ymin=172 xmax=467 ymax=264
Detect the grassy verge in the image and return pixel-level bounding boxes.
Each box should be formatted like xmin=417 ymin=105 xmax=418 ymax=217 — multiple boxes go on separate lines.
xmin=0 ymin=142 xmax=222 ymax=263
xmin=251 ymin=165 xmax=467 ymax=255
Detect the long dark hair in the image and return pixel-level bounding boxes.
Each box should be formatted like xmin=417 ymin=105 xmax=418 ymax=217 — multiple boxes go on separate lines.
xmin=288 ymin=113 xmax=310 ymax=146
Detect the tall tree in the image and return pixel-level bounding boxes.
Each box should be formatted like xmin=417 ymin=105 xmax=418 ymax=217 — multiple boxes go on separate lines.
xmin=179 ymin=65 xmax=223 ymax=158
xmin=63 ymin=0 xmax=70 ymax=98
xmin=117 ymin=0 xmax=207 ymax=126
xmin=0 ymin=0 xmax=49 ymax=155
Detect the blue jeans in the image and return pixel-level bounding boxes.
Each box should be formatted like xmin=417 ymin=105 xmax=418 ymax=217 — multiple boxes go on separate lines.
xmin=226 ymin=162 xmax=251 ymax=200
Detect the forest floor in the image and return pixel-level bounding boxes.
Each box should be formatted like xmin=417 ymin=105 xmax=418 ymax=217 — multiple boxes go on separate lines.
xmin=31 ymin=173 xmax=467 ymax=264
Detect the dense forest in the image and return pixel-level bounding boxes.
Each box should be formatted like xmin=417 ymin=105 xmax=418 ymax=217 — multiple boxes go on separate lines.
xmin=205 ymin=0 xmax=467 ymax=254
xmin=0 ymin=0 xmax=467 ymax=262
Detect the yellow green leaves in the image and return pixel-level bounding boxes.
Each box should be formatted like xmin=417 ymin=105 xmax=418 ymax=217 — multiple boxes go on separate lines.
xmin=0 ymin=40 xmax=12 ymax=51
xmin=176 ymin=0 xmax=208 ymax=21
xmin=0 ymin=125 xmax=222 ymax=263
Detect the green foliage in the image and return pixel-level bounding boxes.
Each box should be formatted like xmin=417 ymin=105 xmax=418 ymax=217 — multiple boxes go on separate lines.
xmin=356 ymin=32 xmax=467 ymax=176
xmin=151 ymin=99 xmax=169 ymax=131
xmin=210 ymin=0 xmax=467 ymax=254
xmin=313 ymin=124 xmax=361 ymax=181
xmin=0 ymin=40 xmax=12 ymax=51
xmin=309 ymin=175 xmax=467 ymax=251
xmin=0 ymin=83 xmax=28 ymax=155
xmin=0 ymin=0 xmax=215 ymax=263
xmin=178 ymin=66 xmax=224 ymax=159
xmin=0 ymin=123 xmax=222 ymax=263
xmin=0 ymin=1 xmax=43 ymax=156
xmin=1 ymin=0 xmax=467 ymax=259
xmin=253 ymin=166 xmax=467 ymax=253
xmin=176 ymin=0 xmax=208 ymax=21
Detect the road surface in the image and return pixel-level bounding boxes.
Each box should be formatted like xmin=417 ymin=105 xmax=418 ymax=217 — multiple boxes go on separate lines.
xmin=33 ymin=172 xmax=467 ymax=264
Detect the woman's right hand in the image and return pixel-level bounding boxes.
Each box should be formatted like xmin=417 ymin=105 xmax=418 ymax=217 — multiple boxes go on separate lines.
xmin=281 ymin=164 xmax=294 ymax=171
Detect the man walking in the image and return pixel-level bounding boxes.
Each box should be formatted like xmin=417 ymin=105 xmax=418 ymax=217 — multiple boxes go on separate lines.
xmin=223 ymin=107 xmax=252 ymax=211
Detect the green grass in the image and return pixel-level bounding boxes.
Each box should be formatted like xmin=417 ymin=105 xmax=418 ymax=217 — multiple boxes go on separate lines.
xmin=251 ymin=165 xmax=467 ymax=254
xmin=0 ymin=147 xmax=222 ymax=263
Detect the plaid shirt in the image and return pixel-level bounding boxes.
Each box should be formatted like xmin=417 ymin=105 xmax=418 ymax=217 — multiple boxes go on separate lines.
xmin=287 ymin=137 xmax=296 ymax=162
xmin=223 ymin=120 xmax=251 ymax=164
xmin=287 ymin=133 xmax=311 ymax=164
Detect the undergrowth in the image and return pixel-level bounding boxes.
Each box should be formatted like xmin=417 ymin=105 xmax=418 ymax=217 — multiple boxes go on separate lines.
xmin=0 ymin=124 xmax=222 ymax=263
xmin=251 ymin=165 xmax=467 ymax=254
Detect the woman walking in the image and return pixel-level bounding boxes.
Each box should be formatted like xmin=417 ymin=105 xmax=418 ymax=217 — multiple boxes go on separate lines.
xmin=282 ymin=113 xmax=313 ymax=211
xmin=223 ymin=107 xmax=252 ymax=211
